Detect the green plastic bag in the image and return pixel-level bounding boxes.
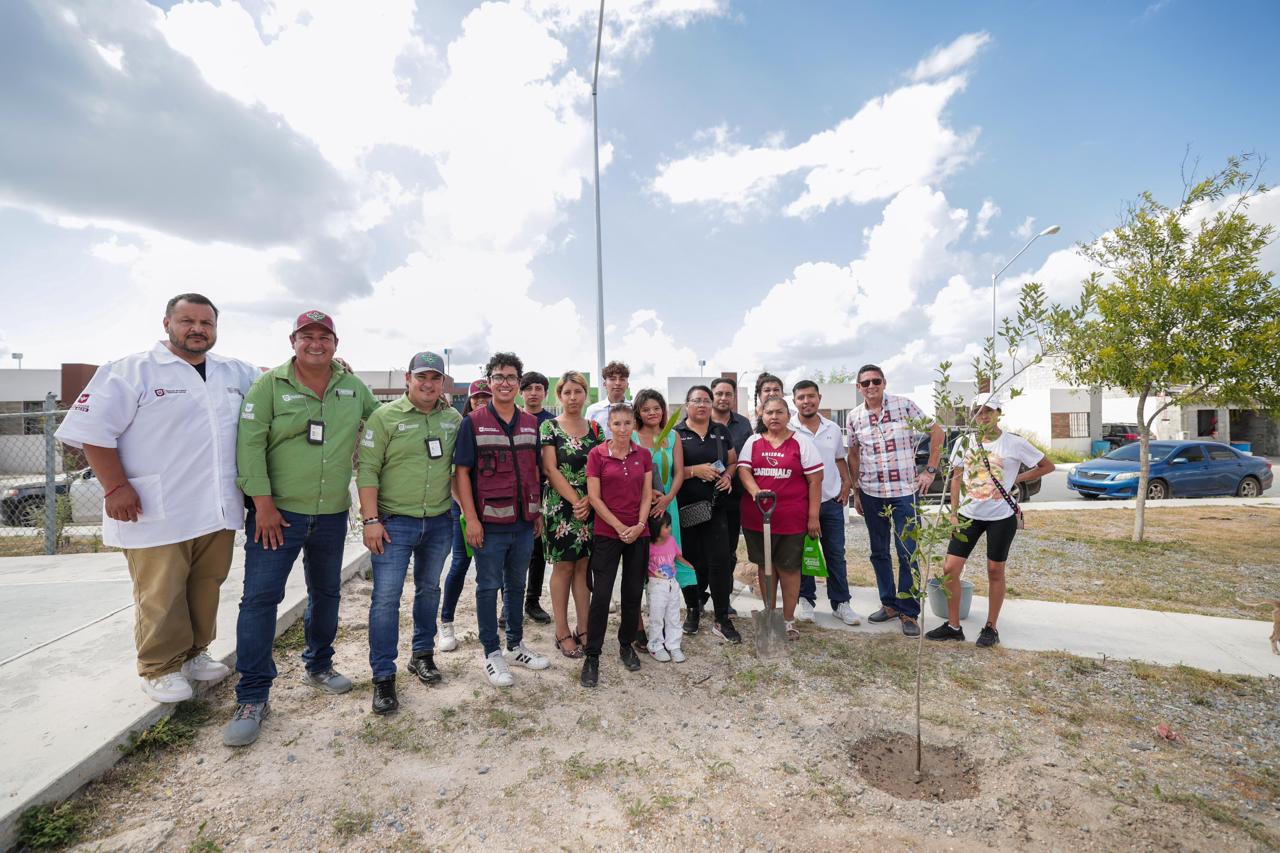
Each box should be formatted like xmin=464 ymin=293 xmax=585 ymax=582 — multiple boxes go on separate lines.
xmin=675 ymin=556 xmax=698 ymax=588
xmin=801 ymin=535 xmax=827 ymax=577
xmin=458 ymin=514 xmax=475 ymax=558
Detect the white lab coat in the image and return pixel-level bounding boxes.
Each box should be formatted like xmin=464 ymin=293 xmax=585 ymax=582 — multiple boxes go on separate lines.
xmin=55 ymin=342 xmax=261 ymax=549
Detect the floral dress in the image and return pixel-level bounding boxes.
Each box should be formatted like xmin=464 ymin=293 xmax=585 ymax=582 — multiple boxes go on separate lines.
xmin=540 ymin=417 xmax=602 ymax=562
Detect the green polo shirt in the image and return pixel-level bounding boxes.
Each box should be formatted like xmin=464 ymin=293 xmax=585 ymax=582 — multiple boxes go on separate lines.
xmin=236 ymin=359 xmax=379 ymax=515
xmin=356 ymin=394 xmax=462 ymax=518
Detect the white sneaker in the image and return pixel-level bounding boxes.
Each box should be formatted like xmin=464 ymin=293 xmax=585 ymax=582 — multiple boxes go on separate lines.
xmin=834 ymin=602 xmax=863 ymax=626
xmin=484 ymin=651 xmax=514 ymax=687
xmin=506 ymin=644 xmax=550 ymax=670
xmin=796 ymin=598 xmax=816 ymax=622
xmin=180 ymin=652 xmax=230 ymax=682
xmin=140 ymin=672 xmax=193 ymax=703
xmin=670 ymin=648 xmax=686 ymax=663
xmin=650 ymin=647 xmax=671 ymax=662
xmin=439 ymin=622 xmax=459 ymax=652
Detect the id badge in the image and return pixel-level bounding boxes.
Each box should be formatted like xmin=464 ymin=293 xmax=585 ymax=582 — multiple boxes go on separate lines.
xmin=307 ymin=420 xmax=325 ymax=445
xmin=426 ymin=437 xmax=443 ymax=459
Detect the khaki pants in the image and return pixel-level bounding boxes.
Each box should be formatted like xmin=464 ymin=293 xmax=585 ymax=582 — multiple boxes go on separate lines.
xmin=124 ymin=530 xmax=235 ymax=678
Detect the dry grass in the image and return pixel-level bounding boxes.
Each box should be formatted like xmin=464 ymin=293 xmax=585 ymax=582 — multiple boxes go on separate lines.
xmin=838 ymin=506 xmax=1280 ymax=619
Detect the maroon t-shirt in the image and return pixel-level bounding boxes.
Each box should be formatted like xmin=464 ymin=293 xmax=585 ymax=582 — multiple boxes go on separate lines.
xmin=585 ymin=441 xmax=653 ymax=539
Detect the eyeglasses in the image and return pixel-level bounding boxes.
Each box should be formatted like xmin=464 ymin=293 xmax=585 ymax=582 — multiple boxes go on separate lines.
xmin=858 ymin=378 xmax=884 ymax=388
xmin=488 ymin=374 xmax=519 ymax=385
xmin=687 ymin=398 xmax=712 ymax=405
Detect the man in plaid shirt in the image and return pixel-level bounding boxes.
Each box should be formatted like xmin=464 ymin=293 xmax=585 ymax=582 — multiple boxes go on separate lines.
xmin=846 ymin=364 xmax=943 ymax=635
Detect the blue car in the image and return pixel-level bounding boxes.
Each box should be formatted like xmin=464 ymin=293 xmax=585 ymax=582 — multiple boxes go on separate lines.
xmin=1068 ymin=440 xmax=1274 ymax=500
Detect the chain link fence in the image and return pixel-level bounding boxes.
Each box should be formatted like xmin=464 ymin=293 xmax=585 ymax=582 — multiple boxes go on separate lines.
xmin=0 ymin=393 xmax=104 ymax=557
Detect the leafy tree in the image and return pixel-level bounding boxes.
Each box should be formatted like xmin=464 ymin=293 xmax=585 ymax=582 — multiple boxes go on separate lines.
xmin=1048 ymin=155 xmax=1280 ymax=541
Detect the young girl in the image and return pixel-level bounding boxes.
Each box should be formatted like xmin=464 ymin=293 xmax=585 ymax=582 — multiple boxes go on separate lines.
xmin=645 ymin=515 xmax=687 ymax=663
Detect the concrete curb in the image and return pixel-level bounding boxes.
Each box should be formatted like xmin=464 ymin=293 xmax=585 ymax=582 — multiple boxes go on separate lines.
xmin=0 ymin=545 xmax=371 ymax=851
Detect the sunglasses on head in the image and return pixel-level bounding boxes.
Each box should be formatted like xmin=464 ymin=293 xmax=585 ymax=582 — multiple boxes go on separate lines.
xmin=858 ymin=378 xmax=884 ymax=388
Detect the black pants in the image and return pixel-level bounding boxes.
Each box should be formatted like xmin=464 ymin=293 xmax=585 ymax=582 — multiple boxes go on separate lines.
xmin=584 ymin=535 xmax=649 ymax=657
xmin=724 ymin=505 xmax=742 ymax=570
xmin=526 ymin=535 xmax=545 ymax=606
xmin=682 ymin=510 xmax=733 ymax=621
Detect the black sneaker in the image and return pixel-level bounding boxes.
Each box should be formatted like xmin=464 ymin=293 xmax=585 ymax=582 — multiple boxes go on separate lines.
xmin=727 ymin=605 xmax=738 ymax=617
xmin=371 ymin=677 xmax=398 ymax=715
xmin=925 ymin=622 xmax=966 ymax=642
xmin=525 ymin=600 xmax=552 ymax=624
xmin=712 ymin=619 xmax=742 ymax=644
xmin=407 ymin=652 xmax=442 ymax=685
xmin=620 ymin=645 xmax=642 ymax=672
xmin=682 ymin=609 xmax=700 ymax=636
xmin=867 ymin=607 xmax=897 ymax=623
xmin=976 ymin=624 xmax=1000 ymax=648
xmin=633 ymin=628 xmax=649 ymax=651
xmin=580 ymin=655 xmax=599 ymax=688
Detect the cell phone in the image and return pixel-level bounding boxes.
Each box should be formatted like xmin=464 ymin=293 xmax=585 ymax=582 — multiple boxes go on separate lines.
xmin=711 ymin=459 xmax=726 ymax=474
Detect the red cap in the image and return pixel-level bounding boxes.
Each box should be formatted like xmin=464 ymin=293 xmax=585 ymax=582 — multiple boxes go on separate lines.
xmin=292 ymin=309 xmax=336 ymax=335
xmin=467 ymin=379 xmax=492 ymax=398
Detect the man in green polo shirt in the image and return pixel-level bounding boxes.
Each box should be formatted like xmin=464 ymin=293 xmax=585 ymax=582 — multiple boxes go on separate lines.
xmin=224 ymin=309 xmax=379 ymax=747
xmin=356 ymin=350 xmax=461 ymax=714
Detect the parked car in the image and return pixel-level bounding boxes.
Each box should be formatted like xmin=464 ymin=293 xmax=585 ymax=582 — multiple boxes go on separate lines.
xmin=914 ymin=429 xmax=1043 ymax=503
xmin=1100 ymin=422 xmax=1155 ymax=449
xmin=0 ymin=468 xmax=103 ymax=526
xmin=1067 ymin=440 xmax=1273 ymax=500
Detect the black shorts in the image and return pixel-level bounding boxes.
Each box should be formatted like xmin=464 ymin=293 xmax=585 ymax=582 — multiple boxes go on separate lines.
xmin=946 ymin=514 xmax=1019 ymax=563
xmin=743 ymin=529 xmax=805 ymax=572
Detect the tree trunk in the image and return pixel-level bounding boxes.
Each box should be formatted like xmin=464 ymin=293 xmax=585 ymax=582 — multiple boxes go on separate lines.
xmin=1133 ymin=390 xmax=1149 ymax=542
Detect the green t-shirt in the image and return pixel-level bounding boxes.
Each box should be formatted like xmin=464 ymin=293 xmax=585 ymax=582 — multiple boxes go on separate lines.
xmin=356 ymin=394 xmax=462 ymax=518
xmin=236 ymin=359 xmax=379 ymax=515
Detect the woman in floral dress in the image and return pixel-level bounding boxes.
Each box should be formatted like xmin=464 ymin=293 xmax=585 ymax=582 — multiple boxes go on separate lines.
xmin=540 ymin=370 xmax=603 ymax=657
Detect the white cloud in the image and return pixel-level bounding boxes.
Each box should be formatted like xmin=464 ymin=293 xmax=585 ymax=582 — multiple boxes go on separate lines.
xmin=652 ymin=60 xmax=980 ymax=217
xmin=1012 ymin=215 xmax=1036 ymax=239
xmin=974 ymin=198 xmax=999 ymax=239
xmin=907 ymin=31 xmax=990 ymax=82
xmin=89 ymin=40 xmax=125 ymax=71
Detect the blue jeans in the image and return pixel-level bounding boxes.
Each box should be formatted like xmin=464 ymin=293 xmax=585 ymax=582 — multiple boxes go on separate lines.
xmin=368 ymin=513 xmax=452 ymax=679
xmin=472 ymin=526 xmax=535 ymax=656
xmin=234 ymin=508 xmax=349 ymax=704
xmin=859 ymin=490 xmax=921 ymax=619
xmin=439 ymin=502 xmax=472 ymax=623
xmin=800 ymin=499 xmax=852 ymax=607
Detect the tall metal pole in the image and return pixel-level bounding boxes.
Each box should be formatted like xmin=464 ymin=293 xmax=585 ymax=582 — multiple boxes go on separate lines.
xmin=43 ymin=392 xmax=57 ymax=555
xmin=591 ymin=0 xmax=606 ymax=403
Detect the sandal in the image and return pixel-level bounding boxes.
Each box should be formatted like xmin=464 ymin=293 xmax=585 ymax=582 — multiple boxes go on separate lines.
xmin=555 ymin=634 xmax=583 ymax=659
xmin=784 ymin=620 xmax=800 ymax=641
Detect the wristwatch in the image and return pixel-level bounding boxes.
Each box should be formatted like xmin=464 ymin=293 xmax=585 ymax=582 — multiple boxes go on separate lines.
xmin=924 ymin=465 xmax=938 ymax=475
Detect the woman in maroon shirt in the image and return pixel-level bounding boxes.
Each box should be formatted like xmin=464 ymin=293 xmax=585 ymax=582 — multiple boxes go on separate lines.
xmin=580 ymin=404 xmax=654 ymax=687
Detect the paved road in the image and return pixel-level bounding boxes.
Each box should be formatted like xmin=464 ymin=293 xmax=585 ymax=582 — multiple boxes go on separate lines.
xmin=1030 ymin=464 xmax=1278 ymax=503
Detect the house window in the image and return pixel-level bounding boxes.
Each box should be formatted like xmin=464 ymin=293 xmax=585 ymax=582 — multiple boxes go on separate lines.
xmin=1068 ymin=412 xmax=1089 ymax=438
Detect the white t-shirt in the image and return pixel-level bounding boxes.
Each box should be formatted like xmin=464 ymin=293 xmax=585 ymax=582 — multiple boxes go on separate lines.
xmin=950 ymin=431 xmax=1044 ymax=521
xmin=585 ymin=398 xmax=624 ymax=439
xmin=789 ymin=414 xmax=846 ymax=502
xmin=55 ymin=342 xmax=261 ymax=548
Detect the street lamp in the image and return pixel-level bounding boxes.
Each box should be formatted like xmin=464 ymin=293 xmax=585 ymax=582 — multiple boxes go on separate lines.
xmin=698 ymin=359 xmax=706 ymax=377
xmin=442 ymin=347 xmax=451 ymax=375
xmin=590 ymin=0 xmax=607 ymax=404
xmin=11 ymin=353 xmax=22 ymax=370
xmin=991 ymin=224 xmax=1060 ymax=344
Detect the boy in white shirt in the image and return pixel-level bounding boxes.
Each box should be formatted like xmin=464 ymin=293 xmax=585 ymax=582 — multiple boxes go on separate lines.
xmin=926 ymin=393 xmax=1055 ymax=647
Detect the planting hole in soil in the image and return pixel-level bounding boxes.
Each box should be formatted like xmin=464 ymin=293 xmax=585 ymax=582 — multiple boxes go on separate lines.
xmin=852 ymin=732 xmax=980 ymax=802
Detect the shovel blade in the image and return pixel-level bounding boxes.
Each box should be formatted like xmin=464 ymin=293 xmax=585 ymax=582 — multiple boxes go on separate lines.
xmin=752 ymin=609 xmax=788 ymax=659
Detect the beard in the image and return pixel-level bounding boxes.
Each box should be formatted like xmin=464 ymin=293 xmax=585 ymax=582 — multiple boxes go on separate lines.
xmin=170 ymin=330 xmax=214 ymax=356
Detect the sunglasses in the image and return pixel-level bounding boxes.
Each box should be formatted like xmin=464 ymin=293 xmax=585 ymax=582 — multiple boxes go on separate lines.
xmin=858 ymin=378 xmax=884 ymax=388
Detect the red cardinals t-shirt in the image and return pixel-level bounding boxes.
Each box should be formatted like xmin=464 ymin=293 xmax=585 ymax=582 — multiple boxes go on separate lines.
xmin=737 ymin=432 xmax=823 ymax=535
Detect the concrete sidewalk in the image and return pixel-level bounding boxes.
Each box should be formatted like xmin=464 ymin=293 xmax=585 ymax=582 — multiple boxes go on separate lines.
xmin=729 ymin=585 xmax=1280 ymax=678
xmin=0 ymin=544 xmax=369 ymax=849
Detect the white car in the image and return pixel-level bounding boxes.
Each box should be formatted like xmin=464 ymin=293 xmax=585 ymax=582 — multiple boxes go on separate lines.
xmin=0 ymin=468 xmax=104 ymax=526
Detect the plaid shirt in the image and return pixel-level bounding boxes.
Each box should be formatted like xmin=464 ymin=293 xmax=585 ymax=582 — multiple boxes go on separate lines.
xmin=846 ymin=394 xmax=929 ymax=498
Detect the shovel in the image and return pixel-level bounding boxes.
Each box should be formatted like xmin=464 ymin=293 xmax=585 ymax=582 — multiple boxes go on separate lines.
xmin=751 ymin=490 xmax=787 ymax=659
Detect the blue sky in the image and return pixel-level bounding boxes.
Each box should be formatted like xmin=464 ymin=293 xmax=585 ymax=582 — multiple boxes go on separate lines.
xmin=1 ymin=0 xmax=1277 ymax=391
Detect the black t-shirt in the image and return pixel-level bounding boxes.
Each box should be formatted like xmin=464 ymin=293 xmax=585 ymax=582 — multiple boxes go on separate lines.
xmin=675 ymin=420 xmax=733 ymax=507
xmin=191 ymin=360 xmax=207 ymax=381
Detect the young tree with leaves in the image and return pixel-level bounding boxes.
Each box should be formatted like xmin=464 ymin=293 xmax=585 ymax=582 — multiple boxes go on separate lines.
xmin=1048 ymin=154 xmax=1280 ymax=541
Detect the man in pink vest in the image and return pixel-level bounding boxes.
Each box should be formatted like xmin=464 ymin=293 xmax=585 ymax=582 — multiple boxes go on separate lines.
xmin=454 ymin=352 xmax=551 ymax=687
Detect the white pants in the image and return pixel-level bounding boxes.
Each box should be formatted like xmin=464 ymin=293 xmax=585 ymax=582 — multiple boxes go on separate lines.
xmin=646 ymin=577 xmax=683 ymax=652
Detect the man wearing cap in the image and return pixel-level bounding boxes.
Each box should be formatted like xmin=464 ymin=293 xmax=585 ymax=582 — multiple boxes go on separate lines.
xmin=438 ymin=378 xmax=493 ymax=652
xmin=224 ymin=310 xmax=379 ymax=746
xmin=357 ymin=351 xmax=462 ymax=714
xmin=55 ymin=294 xmax=260 ymax=703
xmin=453 ymin=352 xmax=550 ymax=687
xmin=517 ymin=371 xmax=556 ymax=626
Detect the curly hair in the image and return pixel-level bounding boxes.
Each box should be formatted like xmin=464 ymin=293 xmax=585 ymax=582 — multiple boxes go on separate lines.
xmin=484 ymin=352 xmax=523 ymax=379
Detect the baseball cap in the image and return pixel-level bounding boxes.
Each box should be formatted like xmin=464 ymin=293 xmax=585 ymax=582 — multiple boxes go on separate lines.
xmin=408 ymin=351 xmax=447 ymax=376
xmin=971 ymin=391 xmax=1004 ymax=411
xmin=293 ymin=309 xmax=336 ymax=335
xmin=467 ymin=379 xmax=492 ymax=398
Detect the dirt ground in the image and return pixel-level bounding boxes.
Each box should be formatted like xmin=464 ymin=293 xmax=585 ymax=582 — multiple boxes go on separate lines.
xmin=839 ymin=505 xmax=1280 ymax=620
xmin=55 ymin=569 xmax=1280 ymax=852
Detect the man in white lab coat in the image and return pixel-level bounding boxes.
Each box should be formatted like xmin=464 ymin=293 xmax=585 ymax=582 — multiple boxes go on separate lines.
xmin=55 ymin=294 xmax=260 ymax=703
